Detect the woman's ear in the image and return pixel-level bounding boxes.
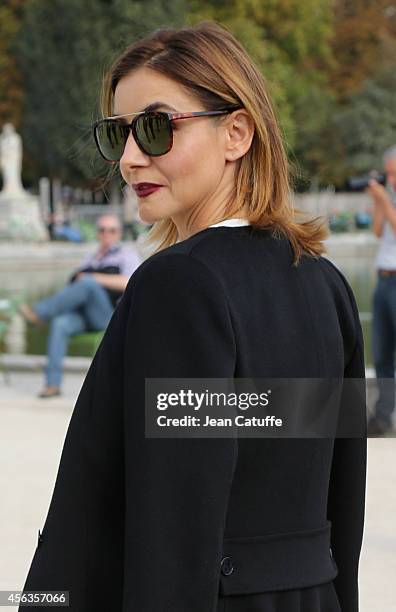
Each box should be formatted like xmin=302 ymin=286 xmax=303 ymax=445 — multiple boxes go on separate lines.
xmin=223 ymin=110 xmax=255 ymax=162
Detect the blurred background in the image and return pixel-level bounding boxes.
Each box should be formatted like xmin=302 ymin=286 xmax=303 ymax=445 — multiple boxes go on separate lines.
xmin=1 ymin=0 xmax=396 ymax=364
xmin=0 ymin=1 xmax=395 ymax=610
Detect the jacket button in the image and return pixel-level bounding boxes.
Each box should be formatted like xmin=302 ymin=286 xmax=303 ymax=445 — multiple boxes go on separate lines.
xmin=221 ymin=556 xmax=234 ymax=576
xmin=37 ymin=529 xmax=43 ymax=546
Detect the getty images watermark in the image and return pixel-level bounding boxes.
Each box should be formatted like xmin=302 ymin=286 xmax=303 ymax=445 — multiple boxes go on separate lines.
xmin=155 ymin=387 xmax=281 ymax=428
xmin=144 ymin=377 xmax=368 ymax=438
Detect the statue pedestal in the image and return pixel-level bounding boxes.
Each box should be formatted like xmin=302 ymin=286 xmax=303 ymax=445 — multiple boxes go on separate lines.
xmin=0 ymin=192 xmax=49 ymax=241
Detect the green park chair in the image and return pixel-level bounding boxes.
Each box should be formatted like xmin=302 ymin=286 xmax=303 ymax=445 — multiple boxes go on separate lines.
xmin=67 ymin=330 xmax=105 ymax=357
xmin=28 ymin=325 xmax=105 ymax=358
xmin=0 ymin=319 xmax=9 ymax=383
xmin=1 ymin=287 xmax=105 ymax=378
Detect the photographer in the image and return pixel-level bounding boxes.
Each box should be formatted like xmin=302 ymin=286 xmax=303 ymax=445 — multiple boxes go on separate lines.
xmin=367 ymin=145 xmax=396 ymax=435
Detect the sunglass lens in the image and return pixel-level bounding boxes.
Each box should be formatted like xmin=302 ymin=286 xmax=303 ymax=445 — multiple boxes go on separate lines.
xmin=135 ymin=113 xmax=172 ymax=155
xmin=95 ymin=120 xmax=128 ymax=162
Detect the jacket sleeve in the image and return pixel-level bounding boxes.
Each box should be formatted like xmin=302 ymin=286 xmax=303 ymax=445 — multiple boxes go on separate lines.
xmin=327 ymin=278 xmax=367 ymax=612
xmin=121 ymin=253 xmax=238 ymax=612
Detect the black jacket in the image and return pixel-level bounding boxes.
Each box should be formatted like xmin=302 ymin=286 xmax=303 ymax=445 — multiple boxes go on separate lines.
xmin=19 ymin=225 xmax=367 ymax=612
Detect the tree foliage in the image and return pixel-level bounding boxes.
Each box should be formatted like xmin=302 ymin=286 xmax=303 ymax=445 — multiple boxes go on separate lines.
xmin=330 ymin=0 xmax=396 ymax=97
xmin=2 ymin=0 xmax=396 ymax=189
xmin=187 ymin=0 xmax=335 ymax=151
xmin=14 ymin=0 xmax=187 ymax=186
xmin=323 ymin=66 xmax=396 ymax=184
xmin=0 ymin=0 xmax=25 ymax=128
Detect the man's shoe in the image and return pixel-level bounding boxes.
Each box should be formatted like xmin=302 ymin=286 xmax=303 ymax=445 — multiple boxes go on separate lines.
xmin=19 ymin=304 xmax=45 ymax=328
xmin=37 ymin=386 xmax=61 ymax=398
xmin=367 ymin=415 xmax=392 ymax=437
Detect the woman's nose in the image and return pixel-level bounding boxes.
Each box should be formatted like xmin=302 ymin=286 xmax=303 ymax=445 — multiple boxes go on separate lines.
xmin=119 ymin=131 xmax=149 ymax=169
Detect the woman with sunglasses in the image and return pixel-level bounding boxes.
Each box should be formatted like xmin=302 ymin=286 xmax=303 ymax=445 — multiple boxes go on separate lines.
xmin=20 ymin=21 xmax=367 ymax=612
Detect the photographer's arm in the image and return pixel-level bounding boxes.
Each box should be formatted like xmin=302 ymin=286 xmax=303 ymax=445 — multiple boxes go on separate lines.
xmin=372 ymin=199 xmax=385 ymax=238
xmin=378 ymin=197 xmax=396 ymax=236
xmin=368 ymin=179 xmax=396 ymax=236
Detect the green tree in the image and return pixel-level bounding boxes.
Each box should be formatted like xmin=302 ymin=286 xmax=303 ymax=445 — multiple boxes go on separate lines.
xmin=330 ymin=0 xmax=396 ymax=97
xmin=187 ymin=0 xmax=335 ymax=153
xmin=15 ymin=0 xmax=187 ymax=187
xmin=319 ymin=65 xmax=396 ymax=185
xmin=0 ymin=0 xmax=26 ymax=129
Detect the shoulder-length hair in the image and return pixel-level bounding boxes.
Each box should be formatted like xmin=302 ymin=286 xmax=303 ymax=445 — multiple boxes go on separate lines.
xmin=100 ymin=20 xmax=329 ymax=265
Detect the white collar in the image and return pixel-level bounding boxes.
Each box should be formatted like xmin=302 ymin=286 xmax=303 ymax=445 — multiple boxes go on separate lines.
xmin=208 ymin=217 xmax=250 ymax=228
xmin=175 ymin=218 xmax=250 ymax=244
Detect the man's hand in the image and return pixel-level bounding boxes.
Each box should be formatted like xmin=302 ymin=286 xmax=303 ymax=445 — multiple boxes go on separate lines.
xmin=75 ymin=271 xmax=102 ymax=284
xmin=74 ymin=271 xmax=128 ymax=292
xmin=366 ymin=178 xmax=389 ymax=203
xmin=91 ymin=272 xmax=129 ymax=292
xmin=75 ymin=271 xmax=88 ymax=281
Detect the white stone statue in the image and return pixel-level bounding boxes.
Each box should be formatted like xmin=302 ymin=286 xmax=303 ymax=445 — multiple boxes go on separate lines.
xmin=0 ymin=123 xmax=49 ymax=240
xmin=0 ymin=123 xmax=25 ymax=196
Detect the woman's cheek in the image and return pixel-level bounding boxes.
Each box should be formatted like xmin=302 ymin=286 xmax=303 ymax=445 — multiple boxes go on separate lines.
xmin=162 ymin=152 xmax=196 ymax=182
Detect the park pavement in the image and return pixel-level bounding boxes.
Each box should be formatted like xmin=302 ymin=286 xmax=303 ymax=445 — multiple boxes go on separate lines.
xmin=0 ymin=369 xmax=395 ymax=611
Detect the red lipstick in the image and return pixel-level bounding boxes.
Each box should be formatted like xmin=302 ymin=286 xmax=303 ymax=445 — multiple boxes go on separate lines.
xmin=132 ymin=183 xmax=163 ymax=197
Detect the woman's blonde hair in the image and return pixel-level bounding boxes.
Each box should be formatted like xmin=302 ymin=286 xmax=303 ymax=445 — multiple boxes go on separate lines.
xmin=100 ymin=20 xmax=329 ymax=265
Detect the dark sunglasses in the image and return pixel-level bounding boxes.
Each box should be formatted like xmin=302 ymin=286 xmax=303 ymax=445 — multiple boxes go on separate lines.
xmin=92 ymin=106 xmax=242 ymax=162
xmin=97 ymin=226 xmax=119 ymax=233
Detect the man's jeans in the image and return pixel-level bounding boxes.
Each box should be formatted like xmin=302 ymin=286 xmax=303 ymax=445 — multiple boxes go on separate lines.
xmin=372 ymin=273 xmax=396 ymax=427
xmin=33 ymin=277 xmax=114 ymax=388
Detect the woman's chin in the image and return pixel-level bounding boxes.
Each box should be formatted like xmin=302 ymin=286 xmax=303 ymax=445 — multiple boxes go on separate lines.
xmin=138 ymin=202 xmax=175 ymax=225
xmin=138 ymin=210 xmax=167 ymax=225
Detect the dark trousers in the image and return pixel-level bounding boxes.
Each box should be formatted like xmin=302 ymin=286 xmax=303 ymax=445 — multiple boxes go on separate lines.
xmin=372 ymin=272 xmax=396 ymax=427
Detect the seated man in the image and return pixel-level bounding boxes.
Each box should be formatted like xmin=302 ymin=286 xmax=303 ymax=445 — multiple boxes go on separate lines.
xmin=19 ymin=213 xmax=141 ymax=398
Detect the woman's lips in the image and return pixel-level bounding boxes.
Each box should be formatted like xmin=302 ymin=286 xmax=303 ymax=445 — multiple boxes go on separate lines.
xmin=132 ymin=183 xmax=163 ymax=198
